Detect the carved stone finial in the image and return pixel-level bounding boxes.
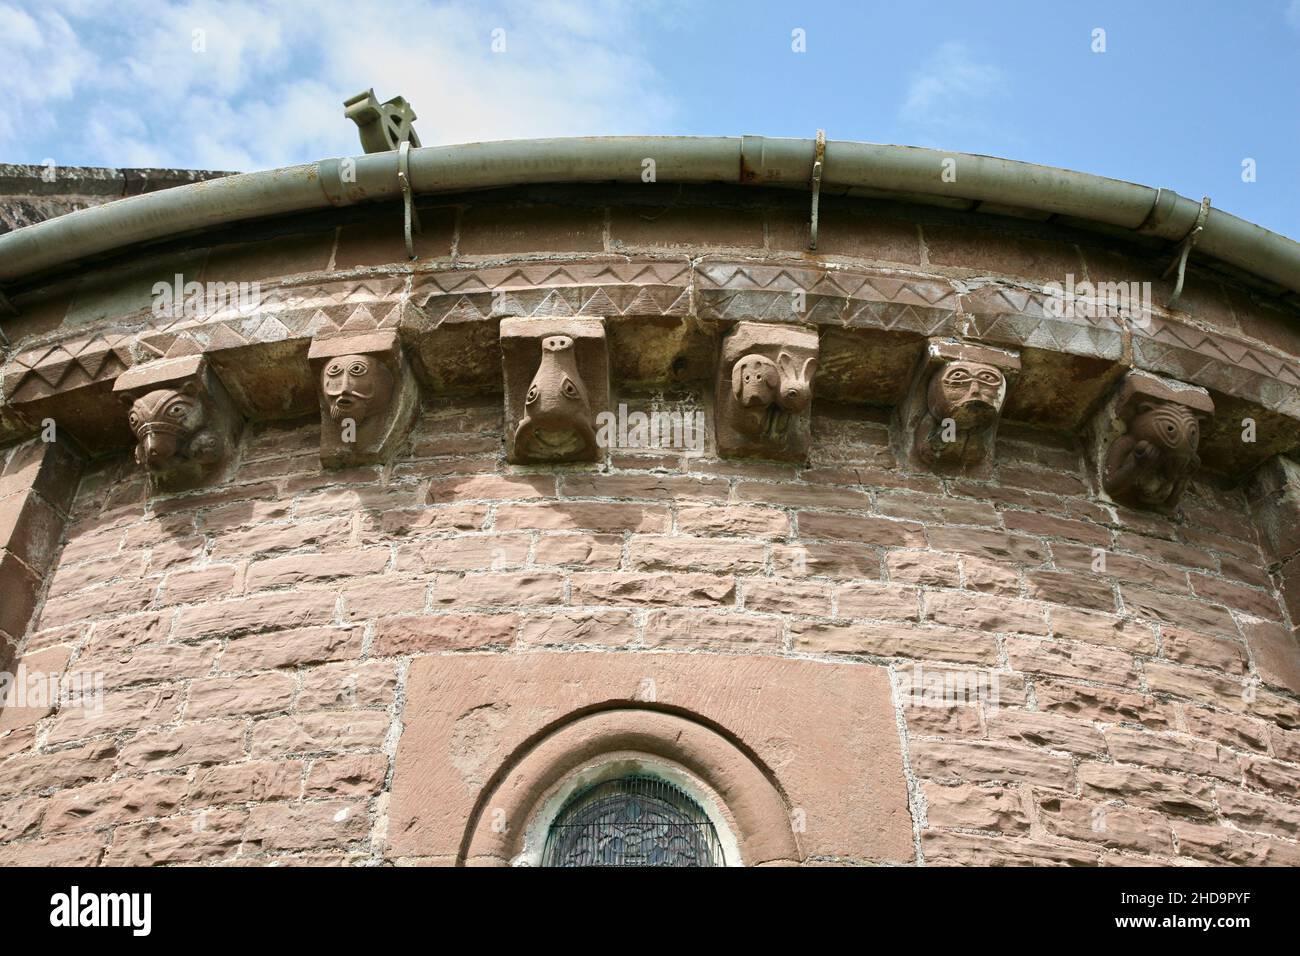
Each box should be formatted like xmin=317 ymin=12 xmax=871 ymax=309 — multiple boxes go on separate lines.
xmin=309 ymin=330 xmax=417 ymax=468
xmin=716 ymin=322 xmax=819 ymax=461
xmin=898 ymin=339 xmax=1020 ymax=474
xmin=343 ymin=89 xmax=420 ymax=153
xmin=1094 ymin=371 xmax=1214 ymax=511
xmin=113 ymin=355 xmax=241 ymax=492
xmin=501 ymin=318 xmax=608 ymax=465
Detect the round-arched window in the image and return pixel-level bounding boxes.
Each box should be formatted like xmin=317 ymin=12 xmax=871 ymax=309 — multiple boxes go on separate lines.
xmin=541 ymin=774 xmax=725 ymax=867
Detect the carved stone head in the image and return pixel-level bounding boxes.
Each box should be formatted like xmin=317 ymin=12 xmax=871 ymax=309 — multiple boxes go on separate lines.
xmin=501 ymin=318 xmax=608 ymax=465
xmin=309 ymin=331 xmax=416 ymax=469
xmin=321 ymin=353 xmax=395 ymax=425
xmin=900 ymin=340 xmax=1020 ymax=473
xmin=926 ymin=361 xmax=1006 ymax=430
xmin=732 ymin=354 xmax=780 ymax=408
xmin=1093 ymin=371 xmax=1214 ymax=512
xmin=515 ymin=334 xmax=597 ymax=461
xmin=1103 ymin=400 xmax=1205 ymax=508
xmin=127 ymin=382 xmax=211 ymax=471
xmin=113 ymin=355 xmax=241 ymax=493
xmin=716 ymin=323 xmax=820 ymax=462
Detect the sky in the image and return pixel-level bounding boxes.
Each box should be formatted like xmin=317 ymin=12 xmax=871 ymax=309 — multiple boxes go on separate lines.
xmin=2 ymin=0 xmax=1297 ymax=237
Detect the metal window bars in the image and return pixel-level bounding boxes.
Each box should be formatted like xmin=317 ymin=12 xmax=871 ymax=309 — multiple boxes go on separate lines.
xmin=541 ymin=774 xmax=725 ymax=867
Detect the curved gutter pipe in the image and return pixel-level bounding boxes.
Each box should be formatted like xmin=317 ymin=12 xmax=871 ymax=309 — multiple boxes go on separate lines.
xmin=1 ymin=136 xmax=1297 ymax=296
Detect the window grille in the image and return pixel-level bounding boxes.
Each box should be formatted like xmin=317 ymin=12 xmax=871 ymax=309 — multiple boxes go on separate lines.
xmin=541 ymin=774 xmax=725 ymax=867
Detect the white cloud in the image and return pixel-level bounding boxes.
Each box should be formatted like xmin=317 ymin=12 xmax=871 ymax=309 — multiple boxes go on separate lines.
xmin=0 ymin=4 xmax=97 ymax=143
xmin=1288 ymin=0 xmax=1300 ymax=30
xmin=1 ymin=0 xmax=677 ymax=171
xmin=899 ymin=41 xmax=1008 ymax=132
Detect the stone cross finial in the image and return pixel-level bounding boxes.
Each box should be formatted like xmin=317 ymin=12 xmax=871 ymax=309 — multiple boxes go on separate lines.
xmin=344 ymin=89 xmax=421 ymax=153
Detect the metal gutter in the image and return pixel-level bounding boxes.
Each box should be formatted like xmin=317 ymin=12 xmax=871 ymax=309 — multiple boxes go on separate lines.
xmin=0 ymin=136 xmax=1297 ymax=296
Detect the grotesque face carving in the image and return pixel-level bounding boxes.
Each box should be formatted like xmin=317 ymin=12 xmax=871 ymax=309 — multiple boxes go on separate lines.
xmin=322 ymin=353 xmax=394 ymax=424
xmin=1133 ymin=401 xmax=1200 ymax=458
xmin=128 ymin=386 xmax=206 ymax=470
xmin=515 ymin=334 xmax=597 ymax=461
xmin=1104 ymin=400 xmax=1204 ymax=508
xmin=928 ymin=361 xmax=1006 ymax=428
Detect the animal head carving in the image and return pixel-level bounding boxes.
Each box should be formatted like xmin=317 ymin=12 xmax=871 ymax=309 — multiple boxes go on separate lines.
xmin=321 ymin=353 xmax=394 ymax=424
xmin=1130 ymin=401 xmax=1201 ymax=465
xmin=128 ymin=383 xmax=211 ymax=470
xmin=731 ymin=352 xmax=818 ymax=414
xmin=732 ymin=354 xmax=779 ymax=408
xmin=776 ymin=351 xmax=818 ymax=413
xmin=715 ymin=322 xmax=819 ymax=462
xmin=514 ymin=334 xmax=597 ymax=461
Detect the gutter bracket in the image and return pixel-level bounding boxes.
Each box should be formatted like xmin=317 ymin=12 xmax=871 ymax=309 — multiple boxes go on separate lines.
xmin=808 ymin=129 xmax=826 ymax=250
xmin=0 ymin=286 xmax=17 ymax=323
xmin=1162 ymin=195 xmax=1210 ymax=309
xmin=398 ymin=139 xmax=421 ymax=261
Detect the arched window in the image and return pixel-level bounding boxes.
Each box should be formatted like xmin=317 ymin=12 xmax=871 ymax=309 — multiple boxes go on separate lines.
xmin=541 ymin=774 xmax=725 ymax=867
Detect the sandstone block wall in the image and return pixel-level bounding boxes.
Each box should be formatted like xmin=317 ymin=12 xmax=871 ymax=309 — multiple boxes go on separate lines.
xmin=0 ymin=399 xmax=1296 ymax=865
xmin=0 ymin=184 xmax=1297 ymax=866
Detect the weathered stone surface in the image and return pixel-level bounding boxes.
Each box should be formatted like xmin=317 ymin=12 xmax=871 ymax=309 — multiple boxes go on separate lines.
xmin=113 ymin=356 xmax=242 ymax=493
xmin=1090 ymin=370 xmax=1214 ymax=512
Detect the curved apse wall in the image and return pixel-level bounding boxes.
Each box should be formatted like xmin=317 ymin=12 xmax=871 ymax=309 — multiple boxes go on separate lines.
xmin=1 ymin=177 xmax=1298 ymax=866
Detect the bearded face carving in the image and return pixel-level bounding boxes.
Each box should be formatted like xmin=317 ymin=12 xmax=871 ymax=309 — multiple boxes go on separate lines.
xmin=913 ymin=360 xmax=1009 ymax=467
xmin=1103 ymin=401 xmax=1204 ymax=509
xmin=128 ymin=385 xmax=217 ymax=471
xmin=321 ymin=353 xmax=394 ymax=425
xmin=309 ymin=332 xmax=417 ymax=469
xmin=514 ymin=334 xmax=597 ymax=462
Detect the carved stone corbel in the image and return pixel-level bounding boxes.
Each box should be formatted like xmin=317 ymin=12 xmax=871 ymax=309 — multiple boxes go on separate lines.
xmin=715 ymin=322 xmax=819 ymax=461
xmin=309 ymin=330 xmax=417 ymax=469
xmin=113 ymin=355 xmax=241 ymax=493
xmin=897 ymin=339 xmax=1020 ymax=474
xmin=501 ymin=318 xmax=609 ymax=465
xmin=1091 ymin=370 xmax=1214 ymax=512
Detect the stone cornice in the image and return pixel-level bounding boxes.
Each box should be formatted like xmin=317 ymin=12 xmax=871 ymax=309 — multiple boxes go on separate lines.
xmin=1 ymin=253 xmax=1296 ymax=482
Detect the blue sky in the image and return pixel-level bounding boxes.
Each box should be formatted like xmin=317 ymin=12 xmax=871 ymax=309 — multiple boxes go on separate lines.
xmin=3 ymin=0 xmax=1298 ymax=237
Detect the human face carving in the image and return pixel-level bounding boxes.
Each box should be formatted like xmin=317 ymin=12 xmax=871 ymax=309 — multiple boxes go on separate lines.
xmin=929 ymin=361 xmax=1005 ymax=428
xmin=322 ymin=353 xmax=393 ymax=423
